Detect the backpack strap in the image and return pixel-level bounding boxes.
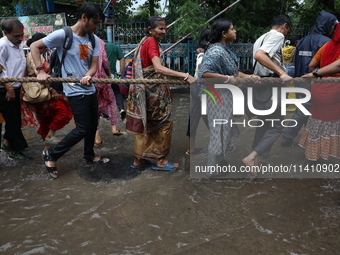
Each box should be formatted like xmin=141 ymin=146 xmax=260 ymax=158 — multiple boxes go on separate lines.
xmin=59 ymin=27 xmax=95 ymax=68
xmin=252 ymin=33 xmax=270 ymax=74
xmin=60 ymin=26 xmax=73 ymax=68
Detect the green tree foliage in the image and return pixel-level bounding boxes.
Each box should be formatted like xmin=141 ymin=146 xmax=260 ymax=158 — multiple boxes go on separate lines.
xmin=293 ymin=0 xmax=339 ymax=32
xmin=173 ymin=0 xmax=301 ymax=43
xmin=172 ymin=1 xmax=213 ymax=44
xmin=2 ymin=0 xmax=339 ymax=43
xmin=131 ymin=0 xmax=162 ymax=21
xmin=0 ymin=0 xmax=15 ymax=18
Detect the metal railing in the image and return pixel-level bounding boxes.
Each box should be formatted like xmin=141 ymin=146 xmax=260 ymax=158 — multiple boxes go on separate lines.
xmin=119 ymin=42 xmax=254 ymax=74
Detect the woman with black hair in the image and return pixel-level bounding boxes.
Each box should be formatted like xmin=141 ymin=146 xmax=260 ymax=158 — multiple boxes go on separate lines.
xmin=127 ymin=16 xmax=196 ymax=171
xmin=21 ymin=33 xmax=72 ymax=154
xmin=199 ymin=18 xmax=259 ymax=176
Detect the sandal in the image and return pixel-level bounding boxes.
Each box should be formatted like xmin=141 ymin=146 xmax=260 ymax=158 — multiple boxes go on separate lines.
xmin=112 ymin=131 xmax=123 ymax=136
xmin=85 ymin=156 xmax=110 ymax=164
xmin=130 ymin=159 xmax=153 ymax=169
xmin=151 ymin=161 xmax=178 ymax=171
xmin=43 ymin=136 xmax=60 ymax=145
xmin=185 ymin=147 xmax=204 ymax=156
xmin=94 ymin=140 xmax=106 ymax=147
xmin=43 ymin=150 xmax=58 ymax=179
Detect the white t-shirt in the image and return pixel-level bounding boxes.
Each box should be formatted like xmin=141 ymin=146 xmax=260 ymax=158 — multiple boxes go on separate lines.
xmin=43 ymin=29 xmax=100 ymax=97
xmin=253 ymin=29 xmax=285 ymax=76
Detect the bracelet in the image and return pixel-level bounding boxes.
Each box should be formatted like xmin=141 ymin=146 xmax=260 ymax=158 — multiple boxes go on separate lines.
xmin=36 ymin=65 xmax=44 ymax=71
xmin=5 ymin=85 xmax=13 ymax=90
xmin=183 ymin=73 xmax=190 ymax=81
xmin=224 ymin=75 xmax=230 ymax=84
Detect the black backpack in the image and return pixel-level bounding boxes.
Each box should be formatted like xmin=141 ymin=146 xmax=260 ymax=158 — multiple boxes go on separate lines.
xmin=49 ymin=26 xmax=96 ymax=92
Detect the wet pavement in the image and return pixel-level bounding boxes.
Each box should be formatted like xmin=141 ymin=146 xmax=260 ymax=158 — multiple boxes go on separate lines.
xmin=0 ymin=89 xmax=340 ymax=254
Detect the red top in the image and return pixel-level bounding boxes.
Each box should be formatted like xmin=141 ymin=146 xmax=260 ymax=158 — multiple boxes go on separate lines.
xmin=311 ymin=25 xmax=340 ymax=121
xmin=140 ymin=37 xmax=160 ymax=68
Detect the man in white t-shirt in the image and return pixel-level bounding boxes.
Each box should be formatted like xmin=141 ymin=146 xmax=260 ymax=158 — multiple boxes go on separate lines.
xmin=30 ymin=3 xmax=108 ymax=179
xmin=242 ymin=15 xmax=292 ymax=173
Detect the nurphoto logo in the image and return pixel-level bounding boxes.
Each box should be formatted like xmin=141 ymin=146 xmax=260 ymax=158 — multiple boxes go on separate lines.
xmin=200 ymin=83 xmax=311 ymax=128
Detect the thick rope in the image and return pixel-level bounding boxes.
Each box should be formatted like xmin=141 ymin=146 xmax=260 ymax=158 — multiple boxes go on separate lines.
xmin=0 ymin=77 xmax=188 ymax=85
xmin=0 ymin=77 xmax=339 ymax=85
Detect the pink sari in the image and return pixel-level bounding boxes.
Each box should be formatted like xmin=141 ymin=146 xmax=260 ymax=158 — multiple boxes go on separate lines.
xmin=93 ymin=39 xmax=118 ymax=127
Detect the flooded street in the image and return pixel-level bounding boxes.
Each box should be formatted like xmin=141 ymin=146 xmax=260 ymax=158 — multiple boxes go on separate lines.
xmin=1 ymin=89 xmax=340 ymax=254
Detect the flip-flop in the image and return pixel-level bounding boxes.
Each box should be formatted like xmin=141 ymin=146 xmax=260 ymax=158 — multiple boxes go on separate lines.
xmin=85 ymin=156 xmax=110 ymax=164
xmin=185 ymin=147 xmax=204 ymax=156
xmin=112 ymin=131 xmax=123 ymax=136
xmin=43 ymin=137 xmax=60 ymax=145
xmin=151 ymin=161 xmax=178 ymax=171
xmin=130 ymin=159 xmax=153 ymax=169
xmin=94 ymin=140 xmax=105 ymax=147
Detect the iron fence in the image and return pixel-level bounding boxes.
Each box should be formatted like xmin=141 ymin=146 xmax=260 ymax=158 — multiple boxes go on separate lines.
xmin=119 ymin=42 xmax=254 ymax=74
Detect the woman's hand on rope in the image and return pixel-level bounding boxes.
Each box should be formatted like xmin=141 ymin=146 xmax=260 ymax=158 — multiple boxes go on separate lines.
xmin=301 ymin=73 xmax=318 ymax=85
xmin=249 ymin=74 xmax=260 ymax=79
xmin=301 ymin=73 xmax=314 ymax=78
xmin=248 ymin=74 xmax=261 ymax=86
xmin=37 ymin=70 xmax=50 ymax=85
xmin=186 ymin=75 xmax=197 ymax=85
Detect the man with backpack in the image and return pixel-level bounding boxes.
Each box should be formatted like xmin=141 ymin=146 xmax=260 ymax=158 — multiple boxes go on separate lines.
xmin=30 ymin=2 xmax=108 ymax=179
xmin=281 ymin=11 xmax=338 ymax=147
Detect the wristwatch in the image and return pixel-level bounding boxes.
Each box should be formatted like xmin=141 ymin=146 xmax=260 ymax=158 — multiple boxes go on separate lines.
xmin=312 ymin=69 xmax=322 ymax=78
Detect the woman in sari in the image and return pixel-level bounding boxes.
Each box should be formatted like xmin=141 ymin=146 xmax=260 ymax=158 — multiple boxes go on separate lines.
xmin=127 ymin=16 xmax=196 ymax=171
xmin=300 ymin=24 xmax=340 ymax=162
xmin=199 ymin=18 xmax=260 ymax=177
xmin=92 ymin=35 xmax=121 ymax=147
xmin=21 ymin=33 xmax=72 ymax=152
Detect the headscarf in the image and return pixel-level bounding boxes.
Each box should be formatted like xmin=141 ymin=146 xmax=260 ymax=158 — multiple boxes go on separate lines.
xmin=320 ymin=23 xmax=340 ymax=68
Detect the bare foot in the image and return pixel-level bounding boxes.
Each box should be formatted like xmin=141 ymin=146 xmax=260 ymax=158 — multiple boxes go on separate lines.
xmin=132 ymin=158 xmax=149 ymax=167
xmin=156 ymin=159 xmax=179 ymax=168
xmin=242 ymin=151 xmax=260 ymax=177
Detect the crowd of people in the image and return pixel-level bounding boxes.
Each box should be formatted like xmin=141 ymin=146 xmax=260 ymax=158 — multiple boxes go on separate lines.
xmin=0 ymin=2 xmax=339 ymax=179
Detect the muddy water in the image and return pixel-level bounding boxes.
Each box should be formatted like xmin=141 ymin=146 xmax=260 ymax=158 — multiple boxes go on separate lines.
xmin=0 ymin=89 xmax=339 ymax=254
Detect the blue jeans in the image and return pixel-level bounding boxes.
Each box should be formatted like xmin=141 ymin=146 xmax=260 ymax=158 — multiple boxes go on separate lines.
xmin=49 ymin=93 xmax=98 ymax=162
